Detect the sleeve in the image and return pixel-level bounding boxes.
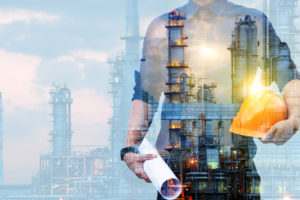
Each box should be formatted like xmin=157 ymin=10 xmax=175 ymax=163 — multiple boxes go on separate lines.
xmin=132 ymin=70 xmax=148 ymax=102
xmin=265 ymin=15 xmax=298 ymax=89
xmin=132 ymin=15 xmax=167 ymax=102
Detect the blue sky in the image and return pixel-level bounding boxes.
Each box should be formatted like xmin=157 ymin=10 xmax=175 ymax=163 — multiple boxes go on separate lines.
xmin=0 ymin=0 xmax=299 ymax=184
xmin=0 ymin=0 xmax=186 ymax=185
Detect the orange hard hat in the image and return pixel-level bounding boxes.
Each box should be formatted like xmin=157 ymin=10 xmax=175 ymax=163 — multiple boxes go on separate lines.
xmin=230 ymin=89 xmax=287 ymax=138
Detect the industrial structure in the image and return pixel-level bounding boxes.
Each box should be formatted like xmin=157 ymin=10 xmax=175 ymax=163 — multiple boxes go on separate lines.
xmin=141 ymin=11 xmax=297 ymax=200
xmin=263 ymin=0 xmax=300 ymax=65
xmin=108 ymin=54 xmax=154 ymax=200
xmin=107 ymin=0 xmax=156 ymax=199
xmin=120 ymin=0 xmax=143 ymax=129
xmin=26 ymin=0 xmax=149 ymax=199
xmin=49 ymin=85 xmax=73 ymax=156
xmin=259 ymin=1 xmax=300 ymax=199
xmin=29 ymin=85 xmax=110 ymax=199
xmin=1 ymin=1 xmax=300 ymax=200
xmin=1 ymin=0 xmax=154 ymax=199
xmin=107 ymin=53 xmax=132 ymax=198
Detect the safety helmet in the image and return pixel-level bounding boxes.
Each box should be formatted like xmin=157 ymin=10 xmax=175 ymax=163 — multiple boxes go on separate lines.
xmin=230 ymin=89 xmax=287 ymax=138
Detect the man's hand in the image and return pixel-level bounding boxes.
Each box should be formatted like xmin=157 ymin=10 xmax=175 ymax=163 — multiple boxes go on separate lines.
xmin=124 ymin=152 xmax=157 ymax=183
xmin=261 ymin=118 xmax=298 ymax=145
xmin=262 ymin=79 xmax=300 ymax=145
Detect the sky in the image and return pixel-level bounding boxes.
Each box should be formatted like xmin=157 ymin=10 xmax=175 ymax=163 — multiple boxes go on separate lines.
xmin=0 ymin=0 xmax=299 ymax=184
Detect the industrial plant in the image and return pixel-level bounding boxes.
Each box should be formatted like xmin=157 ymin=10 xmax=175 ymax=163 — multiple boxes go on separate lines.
xmin=141 ymin=2 xmax=299 ymax=200
xmin=0 ymin=0 xmax=299 ymax=200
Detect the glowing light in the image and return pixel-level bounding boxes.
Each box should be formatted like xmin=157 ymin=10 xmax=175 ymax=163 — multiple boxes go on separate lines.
xmin=170 ymin=123 xmax=181 ymax=129
xmin=189 ymin=158 xmax=197 ymax=165
xmin=250 ymin=67 xmax=265 ymax=95
xmin=283 ymin=196 xmax=291 ymax=200
xmin=169 ymin=61 xmax=180 ymax=67
xmin=200 ymin=46 xmax=217 ymax=59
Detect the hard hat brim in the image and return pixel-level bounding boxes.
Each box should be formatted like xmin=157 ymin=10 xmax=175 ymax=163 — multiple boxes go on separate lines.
xmin=230 ymin=90 xmax=287 ymax=138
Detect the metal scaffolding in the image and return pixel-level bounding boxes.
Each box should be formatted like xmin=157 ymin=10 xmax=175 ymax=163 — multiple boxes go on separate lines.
xmin=142 ymin=11 xmax=297 ymax=200
xmin=107 ymin=0 xmax=155 ymax=199
xmin=29 ymin=85 xmax=111 ymax=199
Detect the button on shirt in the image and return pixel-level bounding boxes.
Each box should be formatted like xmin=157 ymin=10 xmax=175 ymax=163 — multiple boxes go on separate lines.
xmin=138 ymin=0 xmax=294 ymax=103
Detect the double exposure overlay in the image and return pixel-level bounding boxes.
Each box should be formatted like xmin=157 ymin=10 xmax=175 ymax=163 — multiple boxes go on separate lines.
xmin=0 ymin=0 xmax=300 ymax=200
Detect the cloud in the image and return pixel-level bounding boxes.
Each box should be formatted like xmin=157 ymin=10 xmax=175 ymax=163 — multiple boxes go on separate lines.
xmin=72 ymin=50 xmax=107 ymax=63
xmin=71 ymin=88 xmax=112 ymax=147
xmin=0 ymin=49 xmax=47 ymax=114
xmin=4 ymin=125 xmax=50 ymax=184
xmin=56 ymin=55 xmax=85 ymax=69
xmin=238 ymin=0 xmax=263 ymax=10
xmin=72 ymin=88 xmax=112 ymax=126
xmin=56 ymin=49 xmax=108 ymax=69
xmin=0 ymin=9 xmax=60 ymax=25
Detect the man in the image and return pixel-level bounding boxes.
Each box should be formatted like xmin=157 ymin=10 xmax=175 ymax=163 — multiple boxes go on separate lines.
xmin=121 ymin=0 xmax=300 ymax=199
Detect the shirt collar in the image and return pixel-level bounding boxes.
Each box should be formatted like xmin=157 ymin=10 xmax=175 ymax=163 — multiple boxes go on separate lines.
xmin=186 ymin=0 xmax=229 ymax=18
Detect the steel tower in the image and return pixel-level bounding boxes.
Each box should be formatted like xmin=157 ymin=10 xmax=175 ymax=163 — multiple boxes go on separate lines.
xmin=120 ymin=0 xmax=142 ymax=128
xmin=108 ymin=54 xmax=125 ymax=169
xmin=109 ymin=1 xmax=155 ymax=199
xmin=49 ymin=85 xmax=73 ymax=156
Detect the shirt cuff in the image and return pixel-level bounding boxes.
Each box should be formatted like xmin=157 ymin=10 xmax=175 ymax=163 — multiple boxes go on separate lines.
xmin=132 ymin=70 xmax=148 ymax=102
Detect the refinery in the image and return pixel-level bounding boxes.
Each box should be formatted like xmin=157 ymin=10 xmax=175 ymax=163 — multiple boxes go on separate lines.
xmin=0 ymin=0 xmax=300 ymax=200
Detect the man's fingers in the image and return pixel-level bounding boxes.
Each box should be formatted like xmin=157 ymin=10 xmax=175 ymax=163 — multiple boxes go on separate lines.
xmin=125 ymin=153 xmax=155 ymax=183
xmin=273 ymin=128 xmax=294 ymax=146
xmin=144 ymin=177 xmax=151 ymax=183
xmin=137 ymin=154 xmax=157 ymax=161
xmin=139 ymin=172 xmax=151 ymax=182
xmin=272 ymin=130 xmax=285 ymax=145
xmin=261 ymin=126 xmax=277 ymax=143
xmin=136 ymin=170 xmax=151 ymax=182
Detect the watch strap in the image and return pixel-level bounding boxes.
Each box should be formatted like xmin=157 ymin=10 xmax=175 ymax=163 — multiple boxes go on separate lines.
xmin=120 ymin=146 xmax=140 ymax=161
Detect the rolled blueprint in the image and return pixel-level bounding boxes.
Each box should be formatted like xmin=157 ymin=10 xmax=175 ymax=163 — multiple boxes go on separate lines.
xmin=139 ymin=93 xmax=182 ymax=200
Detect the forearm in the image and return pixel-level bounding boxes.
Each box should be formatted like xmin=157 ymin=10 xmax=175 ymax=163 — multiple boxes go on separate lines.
xmin=283 ymin=79 xmax=300 ymax=132
xmin=126 ymin=99 xmax=149 ymax=146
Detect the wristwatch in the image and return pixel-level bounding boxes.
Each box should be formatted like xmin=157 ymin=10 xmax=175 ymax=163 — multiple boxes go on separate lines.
xmin=120 ymin=146 xmax=140 ymax=161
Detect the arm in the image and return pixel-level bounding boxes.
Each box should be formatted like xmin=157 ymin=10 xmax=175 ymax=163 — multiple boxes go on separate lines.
xmin=123 ymin=15 xmax=165 ymax=181
xmin=260 ymin=15 xmax=300 ymax=145
xmin=283 ymin=79 xmax=300 ymax=132
xmin=126 ymin=99 xmax=148 ymax=146
xmin=262 ymin=79 xmax=300 ymax=145
xmin=124 ymin=99 xmax=156 ymax=183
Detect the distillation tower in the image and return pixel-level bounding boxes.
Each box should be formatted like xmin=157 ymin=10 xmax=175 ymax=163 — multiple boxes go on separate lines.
xmin=120 ymin=0 xmax=142 ymax=129
xmin=254 ymin=1 xmax=300 ymax=199
xmin=0 ymin=92 xmax=3 ymax=184
xmin=229 ymin=14 xmax=297 ymax=200
xmin=144 ymin=11 xmax=261 ymax=200
xmin=107 ymin=54 xmax=128 ymax=197
xmin=29 ymin=85 xmax=110 ymax=199
xmin=108 ymin=0 xmax=155 ymax=199
xmin=49 ymin=85 xmax=73 ymax=156
xmin=108 ymin=54 xmax=125 ymax=169
xmin=144 ymin=11 xmax=298 ymax=200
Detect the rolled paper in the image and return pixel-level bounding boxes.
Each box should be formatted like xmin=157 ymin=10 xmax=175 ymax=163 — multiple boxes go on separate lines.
xmin=139 ymin=139 xmax=182 ymax=200
xmin=138 ymin=93 xmax=182 ymax=200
